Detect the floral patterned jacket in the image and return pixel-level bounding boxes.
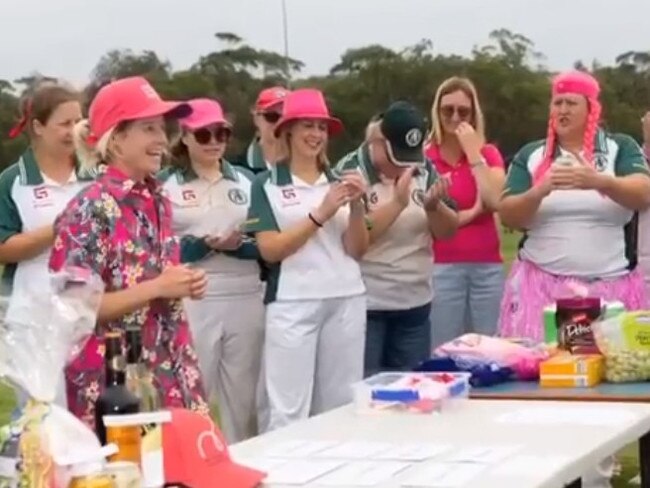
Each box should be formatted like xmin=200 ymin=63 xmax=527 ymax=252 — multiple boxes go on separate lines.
xmin=49 ymin=165 xmax=208 ymax=429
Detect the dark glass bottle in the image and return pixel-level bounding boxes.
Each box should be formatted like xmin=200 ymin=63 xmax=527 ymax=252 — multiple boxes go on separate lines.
xmin=94 ymin=331 xmax=140 ymax=444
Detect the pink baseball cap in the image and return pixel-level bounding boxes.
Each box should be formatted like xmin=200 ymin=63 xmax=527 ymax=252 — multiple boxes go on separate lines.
xmin=163 ymin=408 xmax=265 ymax=488
xmin=255 ymin=86 xmax=290 ymax=112
xmin=87 ymin=76 xmax=191 ymax=144
xmin=274 ymin=88 xmax=343 ymax=137
xmin=180 ymin=98 xmax=231 ymax=130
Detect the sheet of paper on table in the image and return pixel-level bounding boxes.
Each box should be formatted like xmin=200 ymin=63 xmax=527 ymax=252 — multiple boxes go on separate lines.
xmin=263 ymin=459 xmax=346 ymax=485
xmin=262 ymin=439 xmax=341 ymax=458
xmin=315 ymin=461 xmax=412 ymax=486
xmin=445 ymin=445 xmax=522 ymax=464
xmin=400 ymin=462 xmax=486 ymax=487
xmin=374 ymin=443 xmax=452 ymax=461
xmin=489 ymin=454 xmax=570 ymax=477
xmin=315 ymin=440 xmax=395 ymax=459
xmin=234 ymin=457 xmax=289 ymax=472
xmin=496 ymin=407 xmax=638 ymax=427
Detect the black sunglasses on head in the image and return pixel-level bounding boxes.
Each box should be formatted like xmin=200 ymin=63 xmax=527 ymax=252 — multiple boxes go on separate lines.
xmin=192 ymin=127 xmax=231 ymax=145
xmin=259 ymin=112 xmax=282 ymax=124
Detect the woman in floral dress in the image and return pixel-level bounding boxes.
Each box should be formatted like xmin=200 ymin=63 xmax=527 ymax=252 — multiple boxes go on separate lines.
xmin=48 ymin=76 xmax=210 ymax=428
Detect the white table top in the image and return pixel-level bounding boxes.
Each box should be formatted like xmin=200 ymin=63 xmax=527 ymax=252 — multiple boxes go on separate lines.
xmin=230 ymin=399 xmax=650 ymax=488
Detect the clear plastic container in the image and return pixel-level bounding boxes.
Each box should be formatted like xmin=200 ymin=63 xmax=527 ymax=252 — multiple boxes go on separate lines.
xmin=352 ymin=372 xmax=471 ymax=415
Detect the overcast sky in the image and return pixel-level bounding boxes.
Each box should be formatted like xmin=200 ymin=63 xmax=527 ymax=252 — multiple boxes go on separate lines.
xmin=2 ymin=0 xmax=649 ymax=88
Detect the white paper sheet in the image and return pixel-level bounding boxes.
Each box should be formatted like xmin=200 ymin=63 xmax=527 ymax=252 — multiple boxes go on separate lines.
xmin=315 ymin=440 xmax=394 ymax=460
xmin=489 ymin=454 xmax=570 ymax=477
xmin=375 ymin=443 xmax=452 ymax=462
xmin=263 ymin=459 xmax=345 ymax=485
xmin=445 ymin=445 xmax=521 ymax=464
xmin=233 ymin=457 xmax=289 ymax=472
xmin=400 ymin=462 xmax=486 ymax=487
xmin=262 ymin=439 xmax=340 ymax=458
xmin=316 ymin=461 xmax=412 ymax=486
xmin=496 ymin=407 xmax=638 ymax=427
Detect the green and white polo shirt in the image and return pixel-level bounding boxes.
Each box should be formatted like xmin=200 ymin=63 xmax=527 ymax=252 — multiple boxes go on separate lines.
xmin=0 ymin=148 xmax=94 ymax=296
xmin=246 ymin=163 xmax=366 ymax=304
xmin=336 ymin=143 xmax=440 ymax=311
xmin=504 ymin=129 xmax=650 ymax=279
xmin=159 ymin=160 xmax=261 ymax=295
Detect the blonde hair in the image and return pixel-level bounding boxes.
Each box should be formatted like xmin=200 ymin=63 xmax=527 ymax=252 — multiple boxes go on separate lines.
xmin=428 ymin=77 xmax=486 ymax=146
xmin=73 ymin=119 xmax=116 ymax=170
xmin=276 ymin=121 xmax=329 ymax=170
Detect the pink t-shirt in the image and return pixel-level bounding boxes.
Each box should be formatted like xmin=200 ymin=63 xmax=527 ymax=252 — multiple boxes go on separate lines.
xmin=426 ymin=143 xmax=504 ymax=264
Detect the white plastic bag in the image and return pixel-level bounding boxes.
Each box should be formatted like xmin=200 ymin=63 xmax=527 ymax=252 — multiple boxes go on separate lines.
xmin=0 ymin=266 xmax=107 ymax=488
xmin=592 ymin=311 xmax=650 ymax=383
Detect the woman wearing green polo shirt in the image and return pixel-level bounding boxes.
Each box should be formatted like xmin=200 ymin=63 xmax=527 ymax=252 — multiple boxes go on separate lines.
xmin=234 ymin=86 xmax=289 ymax=174
xmin=499 ymin=71 xmax=650 ymax=342
xmin=0 ymin=83 xmax=93 ymax=408
xmin=336 ymin=101 xmax=459 ymax=377
xmin=499 ymin=71 xmax=650 ymax=487
xmin=160 ymin=98 xmax=264 ymax=443
xmin=247 ymin=88 xmax=369 ymax=431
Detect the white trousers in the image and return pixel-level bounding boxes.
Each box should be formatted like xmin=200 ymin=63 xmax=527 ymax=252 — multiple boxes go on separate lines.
xmin=264 ymin=294 xmax=366 ymax=432
xmin=184 ymin=292 xmax=265 ymax=444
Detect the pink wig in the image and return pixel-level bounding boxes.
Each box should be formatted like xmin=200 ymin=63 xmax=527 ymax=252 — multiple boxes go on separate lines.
xmin=533 ymin=71 xmax=602 ymax=184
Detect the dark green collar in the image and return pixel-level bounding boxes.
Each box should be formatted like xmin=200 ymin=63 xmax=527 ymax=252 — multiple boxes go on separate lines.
xmin=174 ymin=159 xmax=240 ymax=184
xmin=18 ymin=147 xmax=94 ymax=186
xmin=270 ymin=162 xmax=338 ymax=187
xmin=246 ymin=139 xmax=268 ymax=170
xmin=355 ymin=143 xmax=381 ymax=186
xmin=552 ymin=128 xmax=609 ymax=158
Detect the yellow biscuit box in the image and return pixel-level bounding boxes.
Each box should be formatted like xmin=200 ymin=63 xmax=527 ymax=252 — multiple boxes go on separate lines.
xmin=539 ymin=353 xmax=605 ymax=388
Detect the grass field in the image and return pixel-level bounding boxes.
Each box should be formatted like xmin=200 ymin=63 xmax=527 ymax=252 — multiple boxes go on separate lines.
xmin=0 ymin=231 xmax=641 ymax=485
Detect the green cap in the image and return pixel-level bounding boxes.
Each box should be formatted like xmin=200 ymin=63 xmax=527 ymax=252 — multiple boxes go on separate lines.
xmin=380 ymin=101 xmax=427 ymax=165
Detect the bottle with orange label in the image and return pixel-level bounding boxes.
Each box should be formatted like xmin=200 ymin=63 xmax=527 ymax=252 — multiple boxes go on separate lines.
xmin=95 ymin=332 xmax=140 ymax=454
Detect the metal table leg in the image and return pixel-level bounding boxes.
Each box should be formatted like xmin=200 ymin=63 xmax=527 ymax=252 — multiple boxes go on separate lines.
xmin=639 ymin=431 xmax=650 ymax=488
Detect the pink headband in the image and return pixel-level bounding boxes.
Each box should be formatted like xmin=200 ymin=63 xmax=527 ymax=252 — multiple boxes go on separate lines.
xmin=552 ymin=71 xmax=600 ymax=99
xmin=533 ymin=71 xmax=602 ymax=185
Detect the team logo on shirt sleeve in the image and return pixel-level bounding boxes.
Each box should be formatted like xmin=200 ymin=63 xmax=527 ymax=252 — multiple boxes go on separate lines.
xmin=228 ymin=188 xmax=248 ymax=205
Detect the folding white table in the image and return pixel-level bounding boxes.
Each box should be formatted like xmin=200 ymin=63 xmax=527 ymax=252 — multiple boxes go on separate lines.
xmin=231 ymin=399 xmax=650 ymax=487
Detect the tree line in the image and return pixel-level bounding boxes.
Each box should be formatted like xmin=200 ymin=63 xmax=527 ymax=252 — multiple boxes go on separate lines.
xmin=1 ymin=29 xmax=650 ymax=170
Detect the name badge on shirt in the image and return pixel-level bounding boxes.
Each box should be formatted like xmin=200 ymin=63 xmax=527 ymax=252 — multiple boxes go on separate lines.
xmin=280 ymin=186 xmax=301 ymax=207
xmin=181 ymin=189 xmax=199 ymax=207
xmin=32 ymin=186 xmax=54 ymax=208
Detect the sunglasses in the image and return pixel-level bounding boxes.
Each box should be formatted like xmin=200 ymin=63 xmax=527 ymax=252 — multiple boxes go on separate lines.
xmin=259 ymin=112 xmax=282 ymax=124
xmin=192 ymin=127 xmax=231 ymax=145
xmin=440 ymin=105 xmax=472 ymax=120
